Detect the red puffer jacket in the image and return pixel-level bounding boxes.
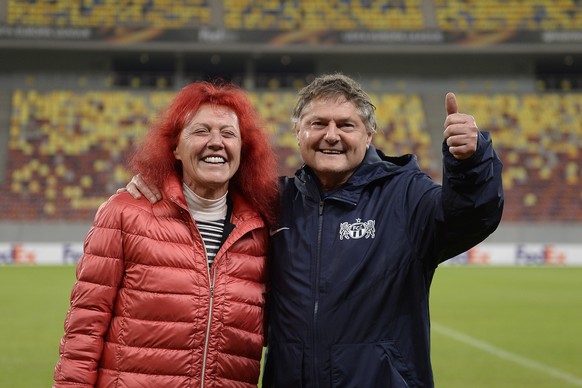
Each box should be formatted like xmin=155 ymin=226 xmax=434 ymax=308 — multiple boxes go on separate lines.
xmin=54 ymin=175 xmax=269 ymax=388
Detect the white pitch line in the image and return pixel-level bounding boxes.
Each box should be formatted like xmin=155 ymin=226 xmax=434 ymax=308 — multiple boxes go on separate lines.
xmin=432 ymin=322 xmax=582 ymax=387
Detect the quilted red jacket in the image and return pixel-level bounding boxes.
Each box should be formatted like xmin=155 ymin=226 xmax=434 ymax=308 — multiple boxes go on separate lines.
xmin=54 ymin=175 xmax=269 ymax=388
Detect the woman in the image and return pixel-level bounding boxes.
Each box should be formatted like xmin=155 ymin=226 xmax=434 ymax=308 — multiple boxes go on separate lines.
xmin=53 ymin=81 xmax=279 ymax=387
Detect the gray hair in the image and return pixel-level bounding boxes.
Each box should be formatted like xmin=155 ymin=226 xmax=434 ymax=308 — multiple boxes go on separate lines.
xmin=291 ymin=73 xmax=377 ymax=133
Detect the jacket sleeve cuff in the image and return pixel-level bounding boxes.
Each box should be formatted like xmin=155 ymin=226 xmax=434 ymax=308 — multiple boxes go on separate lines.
xmin=442 ymin=131 xmax=497 ymax=186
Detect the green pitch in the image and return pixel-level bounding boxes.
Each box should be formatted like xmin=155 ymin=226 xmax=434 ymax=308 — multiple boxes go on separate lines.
xmin=430 ymin=266 xmax=582 ymax=387
xmin=0 ymin=266 xmax=75 ymax=388
xmin=1 ymin=266 xmax=581 ymax=387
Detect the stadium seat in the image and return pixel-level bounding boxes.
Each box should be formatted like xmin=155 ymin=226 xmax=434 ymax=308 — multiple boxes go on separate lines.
xmin=7 ymin=0 xmax=212 ymax=28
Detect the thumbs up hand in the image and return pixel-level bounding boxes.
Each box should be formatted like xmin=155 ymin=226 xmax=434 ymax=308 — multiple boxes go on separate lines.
xmin=443 ymin=92 xmax=479 ymax=160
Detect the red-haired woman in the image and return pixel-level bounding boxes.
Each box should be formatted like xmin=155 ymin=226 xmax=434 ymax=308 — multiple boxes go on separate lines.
xmin=53 ymin=81 xmax=279 ymax=387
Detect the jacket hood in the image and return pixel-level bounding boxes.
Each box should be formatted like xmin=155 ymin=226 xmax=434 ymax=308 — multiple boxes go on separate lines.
xmin=295 ymin=145 xmax=422 ymax=204
xmin=162 ymin=173 xmax=265 ymax=226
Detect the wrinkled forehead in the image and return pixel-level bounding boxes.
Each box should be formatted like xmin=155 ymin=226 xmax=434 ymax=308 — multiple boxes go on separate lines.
xmin=307 ymin=93 xmax=349 ymax=107
xmin=185 ymin=103 xmax=240 ymax=126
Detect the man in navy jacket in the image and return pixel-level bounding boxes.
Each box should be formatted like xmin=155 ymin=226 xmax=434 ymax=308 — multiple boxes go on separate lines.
xmin=125 ymin=73 xmax=504 ymax=387
xmin=262 ymin=74 xmax=503 ymax=387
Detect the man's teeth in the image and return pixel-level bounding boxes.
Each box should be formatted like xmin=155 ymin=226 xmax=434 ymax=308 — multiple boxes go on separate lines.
xmin=321 ymin=150 xmax=341 ymax=154
xmin=203 ymin=156 xmax=225 ymax=163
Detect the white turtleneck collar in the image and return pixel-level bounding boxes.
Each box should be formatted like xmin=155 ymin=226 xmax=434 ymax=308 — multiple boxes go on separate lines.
xmin=182 ymin=183 xmax=227 ymax=222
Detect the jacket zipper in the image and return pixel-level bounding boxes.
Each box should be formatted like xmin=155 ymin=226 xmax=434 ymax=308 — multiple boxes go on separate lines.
xmin=312 ymin=200 xmax=325 ymax=388
xmin=172 ymin=197 xmax=219 ymax=388
xmin=200 ymin=264 xmax=216 ymax=388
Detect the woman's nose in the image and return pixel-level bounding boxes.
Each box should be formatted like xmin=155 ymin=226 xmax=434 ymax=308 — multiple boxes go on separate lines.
xmin=207 ymin=130 xmax=223 ymax=147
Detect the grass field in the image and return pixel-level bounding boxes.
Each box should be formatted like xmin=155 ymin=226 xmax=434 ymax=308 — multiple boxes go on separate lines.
xmin=1 ymin=266 xmax=581 ymax=387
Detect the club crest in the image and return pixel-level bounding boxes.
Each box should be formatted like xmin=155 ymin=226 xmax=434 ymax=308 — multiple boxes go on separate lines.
xmin=339 ymin=218 xmax=375 ymax=240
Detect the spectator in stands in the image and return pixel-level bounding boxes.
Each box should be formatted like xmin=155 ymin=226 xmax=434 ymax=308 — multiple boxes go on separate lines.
xmin=124 ymin=73 xmax=504 ymax=387
xmin=53 ymin=81 xmax=279 ymax=387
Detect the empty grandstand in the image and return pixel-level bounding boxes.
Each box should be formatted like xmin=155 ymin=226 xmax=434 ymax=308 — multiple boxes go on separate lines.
xmin=1 ymin=0 xmax=581 ymax=244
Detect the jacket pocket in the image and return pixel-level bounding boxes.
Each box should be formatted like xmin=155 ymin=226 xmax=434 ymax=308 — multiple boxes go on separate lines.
xmin=262 ymin=341 xmax=303 ymax=388
xmin=331 ymin=341 xmax=412 ymax=388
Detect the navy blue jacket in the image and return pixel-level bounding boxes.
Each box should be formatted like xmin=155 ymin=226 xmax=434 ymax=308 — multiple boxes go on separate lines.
xmin=262 ymin=133 xmax=504 ymax=387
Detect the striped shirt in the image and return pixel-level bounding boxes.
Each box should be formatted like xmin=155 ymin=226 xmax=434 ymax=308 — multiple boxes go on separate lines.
xmin=182 ymin=183 xmax=228 ymax=268
xmin=196 ymin=219 xmax=225 ymax=267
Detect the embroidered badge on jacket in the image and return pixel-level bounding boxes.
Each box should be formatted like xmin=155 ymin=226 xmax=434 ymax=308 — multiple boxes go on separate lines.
xmin=339 ymin=218 xmax=376 ymax=240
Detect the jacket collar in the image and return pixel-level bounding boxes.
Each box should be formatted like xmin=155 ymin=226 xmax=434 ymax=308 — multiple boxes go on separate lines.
xmin=163 ymin=174 xmax=188 ymax=209
xmin=162 ymin=173 xmax=264 ymax=227
xmin=294 ymin=145 xmax=420 ymax=204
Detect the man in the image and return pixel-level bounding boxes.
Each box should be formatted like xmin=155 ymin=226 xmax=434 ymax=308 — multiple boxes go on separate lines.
xmin=125 ymin=73 xmax=504 ymax=387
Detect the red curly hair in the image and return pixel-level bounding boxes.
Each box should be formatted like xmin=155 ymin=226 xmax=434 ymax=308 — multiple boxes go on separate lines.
xmin=129 ymin=81 xmax=279 ymax=225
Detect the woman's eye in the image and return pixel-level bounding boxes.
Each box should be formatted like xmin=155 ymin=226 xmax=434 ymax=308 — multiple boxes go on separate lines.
xmin=193 ymin=128 xmax=209 ymax=135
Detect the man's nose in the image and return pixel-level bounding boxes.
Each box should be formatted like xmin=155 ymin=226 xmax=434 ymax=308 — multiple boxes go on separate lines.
xmin=324 ymin=123 xmax=339 ymax=142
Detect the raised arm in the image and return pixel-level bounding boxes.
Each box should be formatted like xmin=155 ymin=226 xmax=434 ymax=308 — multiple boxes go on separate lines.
xmin=438 ymin=92 xmax=504 ymax=260
xmin=408 ymin=92 xmax=504 ymax=267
